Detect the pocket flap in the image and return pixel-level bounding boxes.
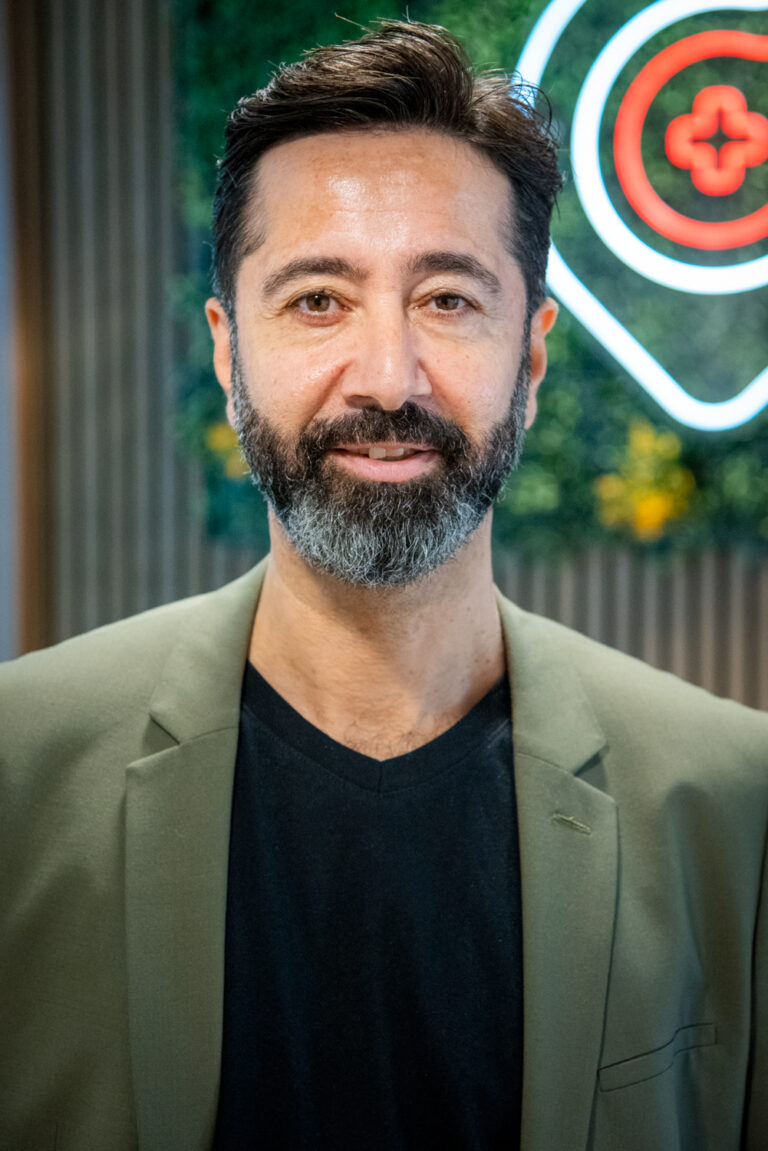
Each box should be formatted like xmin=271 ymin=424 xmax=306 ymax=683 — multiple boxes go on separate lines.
xmin=598 ymin=1023 xmax=717 ymax=1092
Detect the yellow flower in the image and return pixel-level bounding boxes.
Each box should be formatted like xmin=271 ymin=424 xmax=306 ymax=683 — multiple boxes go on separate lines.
xmin=629 ymin=421 xmax=658 ymax=456
xmin=633 ymin=492 xmax=676 ymax=540
xmin=595 ymin=420 xmax=694 ymax=541
xmin=206 ymin=421 xmax=239 ymax=454
xmin=206 ymin=421 xmax=248 ymax=479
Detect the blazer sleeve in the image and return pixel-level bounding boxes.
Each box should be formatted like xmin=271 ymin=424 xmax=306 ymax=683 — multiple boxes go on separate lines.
xmin=744 ymin=822 xmax=768 ymax=1148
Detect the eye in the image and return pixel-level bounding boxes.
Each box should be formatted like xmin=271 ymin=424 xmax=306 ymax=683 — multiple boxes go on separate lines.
xmin=433 ymin=293 xmax=466 ymax=311
xmin=305 ymin=292 xmax=332 ymax=313
xmin=288 ymin=290 xmax=347 ymax=322
xmin=414 ymin=290 xmax=478 ymax=321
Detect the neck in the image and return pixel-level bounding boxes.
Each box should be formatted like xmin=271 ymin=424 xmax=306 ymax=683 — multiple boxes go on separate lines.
xmin=248 ymin=513 xmax=505 ymax=759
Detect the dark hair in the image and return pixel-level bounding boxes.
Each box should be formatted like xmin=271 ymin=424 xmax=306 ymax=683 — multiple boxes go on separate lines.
xmin=212 ymin=20 xmax=562 ymax=318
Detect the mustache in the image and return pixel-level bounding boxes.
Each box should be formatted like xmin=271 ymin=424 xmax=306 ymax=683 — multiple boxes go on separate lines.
xmin=296 ymin=403 xmax=471 ymax=463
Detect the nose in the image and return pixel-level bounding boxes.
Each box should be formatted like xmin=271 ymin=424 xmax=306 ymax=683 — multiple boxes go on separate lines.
xmin=339 ymin=305 xmax=432 ymax=410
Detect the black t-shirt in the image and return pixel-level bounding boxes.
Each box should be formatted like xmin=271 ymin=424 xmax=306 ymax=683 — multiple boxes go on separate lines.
xmin=213 ymin=662 xmax=523 ymax=1150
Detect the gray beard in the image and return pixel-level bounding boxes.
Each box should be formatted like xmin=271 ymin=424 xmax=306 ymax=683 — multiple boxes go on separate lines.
xmin=229 ymin=339 xmax=531 ymax=588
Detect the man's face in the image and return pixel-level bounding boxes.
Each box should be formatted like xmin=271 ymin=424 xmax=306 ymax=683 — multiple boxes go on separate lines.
xmin=207 ymin=129 xmax=556 ymax=586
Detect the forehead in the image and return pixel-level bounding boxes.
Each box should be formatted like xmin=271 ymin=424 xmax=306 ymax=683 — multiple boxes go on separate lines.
xmin=248 ymin=129 xmax=517 ymax=265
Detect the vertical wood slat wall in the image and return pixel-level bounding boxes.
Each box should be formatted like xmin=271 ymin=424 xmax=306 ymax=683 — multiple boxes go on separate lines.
xmin=15 ymin=0 xmax=259 ymax=652
xmin=10 ymin=0 xmax=768 ymax=711
xmin=493 ymin=551 xmax=768 ymax=712
xmin=0 ymin=1 xmax=17 ymax=659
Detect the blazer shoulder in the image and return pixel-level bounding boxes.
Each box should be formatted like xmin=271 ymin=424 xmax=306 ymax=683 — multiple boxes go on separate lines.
xmin=0 ymin=566 xmax=262 ymax=752
xmin=499 ymin=593 xmax=768 ymax=766
xmin=0 ymin=593 xmax=196 ymax=743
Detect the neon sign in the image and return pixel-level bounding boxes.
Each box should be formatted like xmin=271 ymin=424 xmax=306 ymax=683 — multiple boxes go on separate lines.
xmin=517 ymin=0 xmax=768 ymax=431
xmin=614 ymin=33 xmax=768 ymax=247
xmin=664 ymin=85 xmax=768 ymax=200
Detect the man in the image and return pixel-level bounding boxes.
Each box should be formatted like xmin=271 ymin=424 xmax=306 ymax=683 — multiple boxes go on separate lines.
xmin=1 ymin=19 xmax=766 ymax=1151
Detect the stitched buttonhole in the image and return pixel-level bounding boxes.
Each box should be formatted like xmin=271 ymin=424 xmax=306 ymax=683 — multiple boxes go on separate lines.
xmin=551 ymin=812 xmax=592 ymax=835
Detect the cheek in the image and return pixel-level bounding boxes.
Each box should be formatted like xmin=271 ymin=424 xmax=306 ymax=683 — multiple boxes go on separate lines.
xmin=241 ymin=338 xmax=347 ymax=428
xmin=428 ymin=343 xmax=518 ymax=430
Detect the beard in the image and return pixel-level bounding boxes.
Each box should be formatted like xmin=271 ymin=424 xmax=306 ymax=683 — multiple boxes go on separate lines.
xmin=229 ymin=335 xmax=531 ymax=588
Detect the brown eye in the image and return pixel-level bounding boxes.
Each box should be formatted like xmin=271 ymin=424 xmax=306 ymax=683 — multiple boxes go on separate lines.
xmin=306 ymin=292 xmax=331 ymax=312
xmin=434 ymin=294 xmax=463 ymax=311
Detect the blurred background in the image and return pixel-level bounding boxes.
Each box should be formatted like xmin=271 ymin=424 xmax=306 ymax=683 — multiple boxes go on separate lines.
xmin=2 ymin=0 xmax=767 ymax=706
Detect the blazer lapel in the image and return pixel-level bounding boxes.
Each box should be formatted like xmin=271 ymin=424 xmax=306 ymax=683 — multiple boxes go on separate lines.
xmin=123 ymin=568 xmax=616 ymax=1151
xmin=125 ymin=561 xmax=268 ymax=1151
xmin=498 ymin=596 xmax=619 ymax=1151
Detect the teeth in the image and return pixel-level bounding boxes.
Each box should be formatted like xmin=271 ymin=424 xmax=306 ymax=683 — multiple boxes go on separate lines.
xmin=342 ymin=445 xmax=420 ymax=460
xmin=365 ymin=446 xmax=413 ymax=460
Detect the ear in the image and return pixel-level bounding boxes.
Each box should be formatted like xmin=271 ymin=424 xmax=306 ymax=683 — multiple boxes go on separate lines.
xmin=524 ymin=297 xmax=558 ymax=430
xmin=205 ymin=297 xmax=236 ymax=428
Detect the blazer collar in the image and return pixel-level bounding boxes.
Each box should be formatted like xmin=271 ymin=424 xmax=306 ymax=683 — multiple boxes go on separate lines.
xmin=146 ymin=570 xmax=606 ymax=764
xmin=147 ymin=559 xmax=269 ymax=744
xmin=126 ymin=567 xmax=617 ymax=1151
xmin=496 ymin=589 xmax=607 ymax=773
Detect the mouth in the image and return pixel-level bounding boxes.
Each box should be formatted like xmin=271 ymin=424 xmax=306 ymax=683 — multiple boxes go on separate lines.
xmin=336 ymin=441 xmax=434 ymax=459
xmin=326 ymin=442 xmax=440 ymax=481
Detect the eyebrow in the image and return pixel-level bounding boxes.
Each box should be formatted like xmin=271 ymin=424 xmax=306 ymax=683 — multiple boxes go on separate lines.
xmin=260 ymin=250 xmax=503 ymax=299
xmin=262 ymin=257 xmax=368 ymax=299
xmin=407 ymin=251 xmax=503 ymax=296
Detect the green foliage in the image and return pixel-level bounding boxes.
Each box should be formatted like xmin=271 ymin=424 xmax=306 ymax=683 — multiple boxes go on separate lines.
xmin=172 ymin=0 xmax=768 ymax=558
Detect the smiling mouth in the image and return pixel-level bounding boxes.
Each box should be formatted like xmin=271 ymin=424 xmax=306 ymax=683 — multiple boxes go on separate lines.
xmin=333 ymin=443 xmax=434 ymax=460
xmin=325 ymin=443 xmax=441 ymax=482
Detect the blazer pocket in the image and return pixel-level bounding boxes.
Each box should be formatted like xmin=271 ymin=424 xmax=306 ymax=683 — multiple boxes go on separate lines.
xmin=598 ymin=1023 xmax=717 ymax=1092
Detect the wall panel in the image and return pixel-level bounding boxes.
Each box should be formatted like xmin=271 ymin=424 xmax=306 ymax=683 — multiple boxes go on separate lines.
xmin=16 ymin=0 xmax=259 ymax=652
xmin=493 ymin=550 xmax=768 ymax=709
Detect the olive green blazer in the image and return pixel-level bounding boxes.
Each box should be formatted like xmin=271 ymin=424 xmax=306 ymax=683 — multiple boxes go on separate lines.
xmin=1 ymin=559 xmax=767 ymax=1151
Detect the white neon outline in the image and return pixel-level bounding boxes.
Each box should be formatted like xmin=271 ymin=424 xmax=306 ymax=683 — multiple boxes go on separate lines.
xmin=516 ymin=0 xmax=768 ymax=430
xmin=572 ymin=0 xmax=768 ymax=293
xmin=548 ymin=247 xmax=768 ymax=428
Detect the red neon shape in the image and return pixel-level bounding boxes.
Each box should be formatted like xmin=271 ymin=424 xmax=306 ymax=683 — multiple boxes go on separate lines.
xmin=665 ymin=85 xmax=768 ymax=196
xmin=613 ymin=30 xmax=768 ymax=249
